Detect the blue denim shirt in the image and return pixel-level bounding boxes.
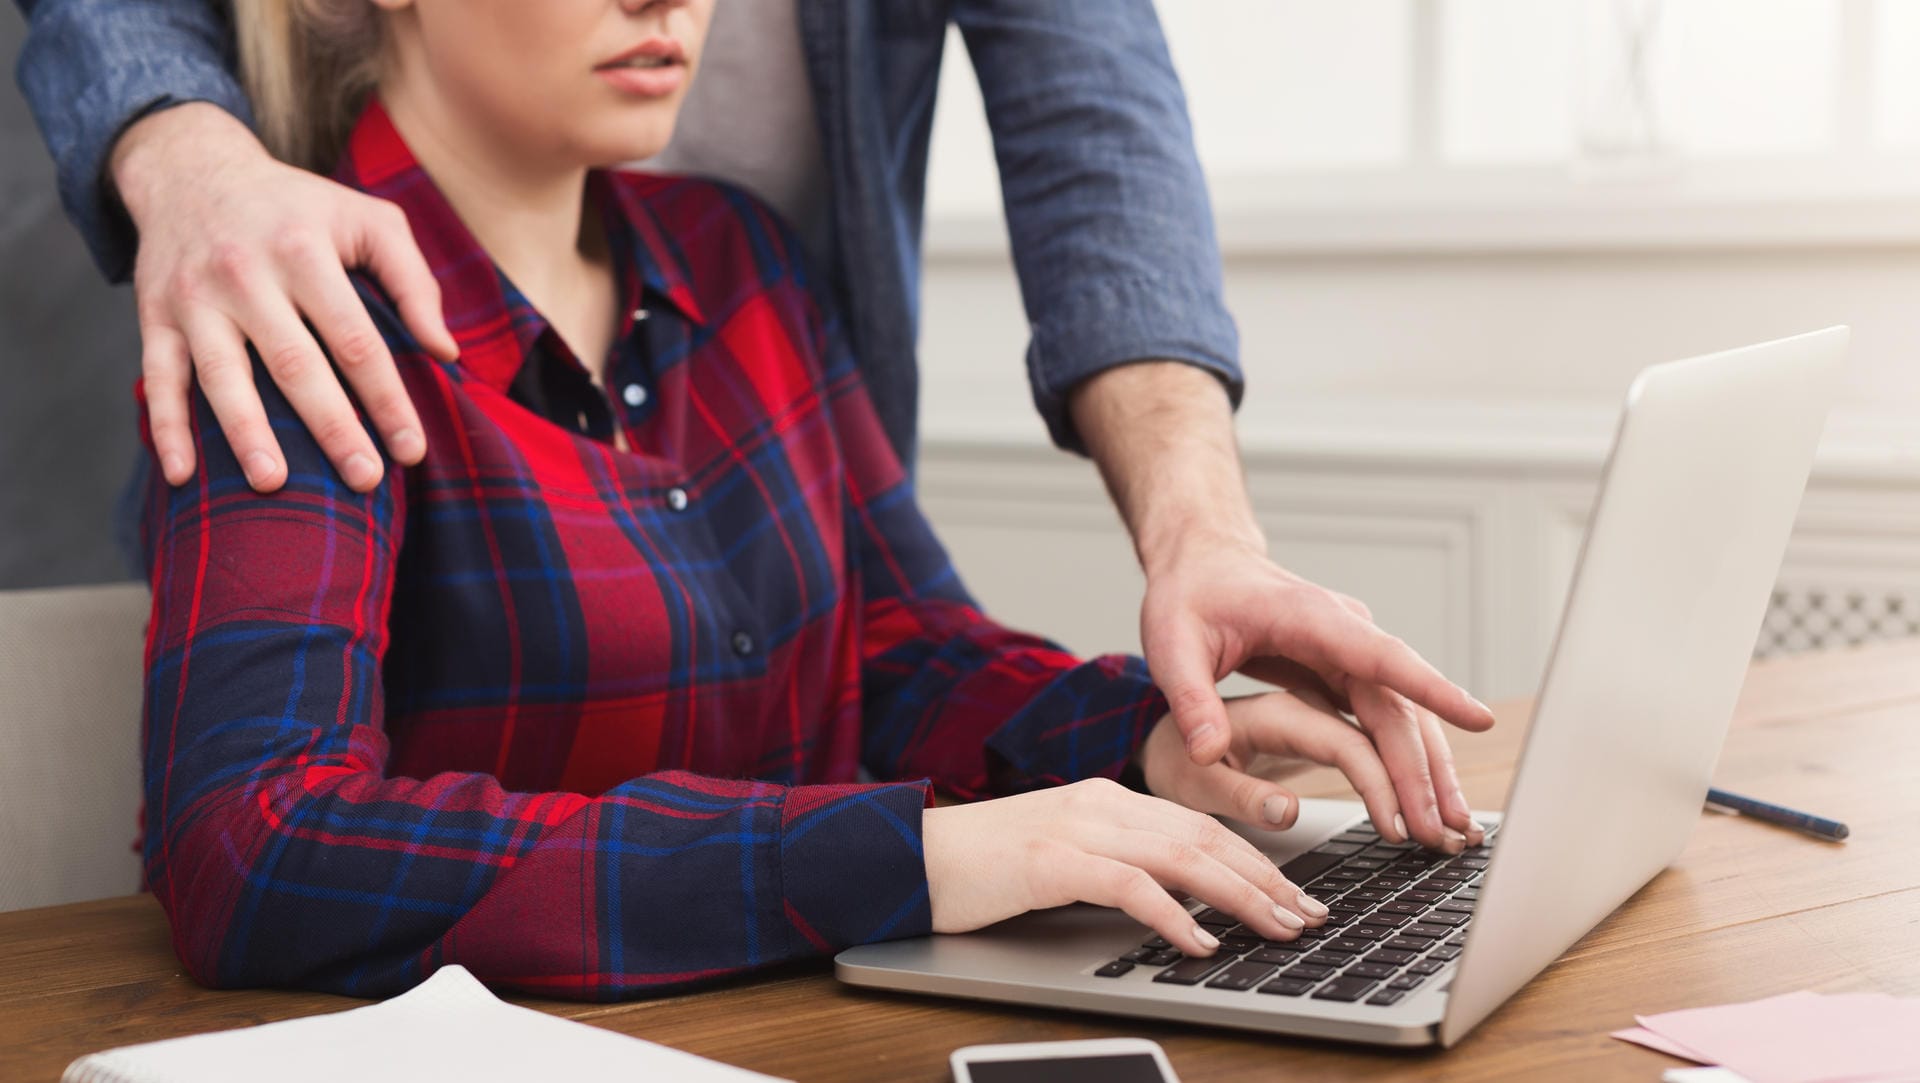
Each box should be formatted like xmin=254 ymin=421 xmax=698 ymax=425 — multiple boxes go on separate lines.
xmin=14 ymin=0 xmax=1241 ymax=461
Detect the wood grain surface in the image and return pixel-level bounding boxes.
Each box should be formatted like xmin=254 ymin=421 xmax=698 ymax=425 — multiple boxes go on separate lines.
xmin=3 ymin=641 xmax=1915 ymax=1082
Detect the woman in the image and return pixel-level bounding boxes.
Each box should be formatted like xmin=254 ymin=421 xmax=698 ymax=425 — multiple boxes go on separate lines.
xmin=138 ymin=0 xmax=1482 ymax=998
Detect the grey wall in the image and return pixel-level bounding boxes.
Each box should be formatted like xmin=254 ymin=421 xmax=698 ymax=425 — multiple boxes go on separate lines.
xmin=2 ymin=10 xmax=145 ymax=589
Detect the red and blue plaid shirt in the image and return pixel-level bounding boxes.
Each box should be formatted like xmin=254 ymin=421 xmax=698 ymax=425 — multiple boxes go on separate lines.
xmin=137 ymin=102 xmax=1167 ymax=1000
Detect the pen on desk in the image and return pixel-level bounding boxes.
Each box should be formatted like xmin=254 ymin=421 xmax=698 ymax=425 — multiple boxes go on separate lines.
xmin=1704 ymin=787 xmax=1850 ymax=841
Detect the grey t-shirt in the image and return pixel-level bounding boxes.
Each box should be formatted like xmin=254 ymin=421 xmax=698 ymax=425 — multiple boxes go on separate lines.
xmin=640 ymin=1 xmax=832 ymax=260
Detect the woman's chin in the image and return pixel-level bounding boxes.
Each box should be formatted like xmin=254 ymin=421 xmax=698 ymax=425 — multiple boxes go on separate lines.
xmin=573 ymin=117 xmax=681 ymax=168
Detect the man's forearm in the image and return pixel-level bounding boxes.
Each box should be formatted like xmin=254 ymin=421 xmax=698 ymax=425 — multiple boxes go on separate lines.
xmin=14 ymin=0 xmax=252 ymax=280
xmin=108 ymin=102 xmax=266 ymax=233
xmin=1069 ymin=361 xmax=1265 ymax=573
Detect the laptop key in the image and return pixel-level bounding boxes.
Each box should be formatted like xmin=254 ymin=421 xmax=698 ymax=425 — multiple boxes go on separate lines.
xmin=1446 ymin=934 xmax=1470 ymax=947
xmin=1313 ymin=842 xmax=1366 ymax=857
xmin=1384 ymin=937 xmax=1434 ymax=953
xmin=1428 ymin=945 xmax=1463 ymax=961
xmin=1282 ymin=963 xmax=1338 ymax=982
xmin=1366 ymin=988 xmax=1407 ymax=1006
xmin=1206 ymin=961 xmax=1280 ymax=992
xmin=1219 ymin=935 xmax=1260 ymax=954
xmin=1259 ymin=938 xmax=1310 ymax=951
xmin=1409 ymin=959 xmax=1446 ymax=975
xmin=1121 ymin=947 xmax=1158 ymax=963
xmin=1420 ymin=911 xmax=1470 ymax=927
xmin=1141 ymin=936 xmax=1171 ymax=950
xmin=1366 ymin=949 xmax=1418 ymax=966
xmin=1344 ymin=888 xmax=1392 ymax=903
xmin=1342 ymin=924 xmax=1391 ymax=941
xmin=1311 ymin=976 xmax=1380 ymax=1002
xmin=1258 ymin=977 xmax=1319 ymax=997
xmin=1192 ymin=908 xmax=1237 ymax=927
xmin=1399 ymin=889 xmax=1445 ymax=903
xmin=1325 ymin=937 xmax=1375 ymax=954
xmin=1434 ymin=899 xmax=1476 ymax=915
xmin=1405 ymin=923 xmax=1453 ymax=940
xmin=1247 ymin=947 xmax=1304 ymax=966
xmin=1153 ymin=956 xmax=1234 ymax=985
xmin=1144 ymin=949 xmax=1182 ymax=966
xmin=1279 ymin=850 xmax=1346 ymax=886
xmin=1388 ymin=974 xmax=1427 ymax=990
xmin=1344 ymin=857 xmax=1389 ymax=871
xmin=1347 ymin=962 xmax=1398 ymax=980
xmin=1095 ymin=960 xmax=1136 ymax=978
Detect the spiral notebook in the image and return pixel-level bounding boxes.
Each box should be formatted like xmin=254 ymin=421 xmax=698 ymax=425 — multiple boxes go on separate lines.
xmin=62 ymin=965 xmax=789 ymax=1083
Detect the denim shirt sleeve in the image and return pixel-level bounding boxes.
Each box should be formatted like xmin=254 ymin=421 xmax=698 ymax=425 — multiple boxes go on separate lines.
xmin=13 ymin=0 xmax=252 ymax=283
xmin=952 ymin=0 xmax=1243 ymax=453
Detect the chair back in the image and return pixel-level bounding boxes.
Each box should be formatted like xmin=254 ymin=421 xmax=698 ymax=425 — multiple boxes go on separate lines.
xmin=0 ymin=582 xmax=148 ymax=912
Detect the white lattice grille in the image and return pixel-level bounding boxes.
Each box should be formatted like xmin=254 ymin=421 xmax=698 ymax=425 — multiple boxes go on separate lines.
xmin=1756 ymin=586 xmax=1920 ymax=658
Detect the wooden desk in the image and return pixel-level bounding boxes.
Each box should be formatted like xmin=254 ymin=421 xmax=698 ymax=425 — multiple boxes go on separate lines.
xmin=4 ymin=643 xmax=1917 ymax=1081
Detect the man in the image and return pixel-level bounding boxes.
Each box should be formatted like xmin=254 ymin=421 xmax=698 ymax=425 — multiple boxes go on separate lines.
xmin=13 ymin=0 xmax=1493 ymax=847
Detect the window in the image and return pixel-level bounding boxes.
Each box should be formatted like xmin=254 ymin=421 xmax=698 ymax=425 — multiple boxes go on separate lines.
xmin=926 ymin=0 xmax=1920 ymax=223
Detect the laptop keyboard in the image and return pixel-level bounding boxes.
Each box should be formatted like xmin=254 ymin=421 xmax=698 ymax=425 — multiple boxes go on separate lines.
xmin=1094 ymin=821 xmax=1497 ymax=1007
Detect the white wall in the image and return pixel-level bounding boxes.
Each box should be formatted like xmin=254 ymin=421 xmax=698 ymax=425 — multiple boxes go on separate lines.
xmin=914 ymin=6 xmax=1920 ymax=701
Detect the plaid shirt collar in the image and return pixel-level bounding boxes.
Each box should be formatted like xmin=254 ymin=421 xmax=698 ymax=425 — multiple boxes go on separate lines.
xmin=332 ymin=98 xmax=707 ymax=393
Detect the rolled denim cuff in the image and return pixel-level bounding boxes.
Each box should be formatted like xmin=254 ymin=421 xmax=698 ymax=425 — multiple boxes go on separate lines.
xmin=1025 ymin=275 xmax=1243 ymax=455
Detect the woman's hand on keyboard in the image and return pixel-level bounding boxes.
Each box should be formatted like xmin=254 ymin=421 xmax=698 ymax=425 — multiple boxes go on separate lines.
xmin=922 ymin=779 xmax=1329 ymax=956
xmin=1137 ymin=690 xmax=1485 ymax=854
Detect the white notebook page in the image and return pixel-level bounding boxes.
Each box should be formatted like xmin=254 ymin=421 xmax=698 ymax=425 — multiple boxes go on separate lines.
xmin=62 ymin=965 xmax=791 ymax=1083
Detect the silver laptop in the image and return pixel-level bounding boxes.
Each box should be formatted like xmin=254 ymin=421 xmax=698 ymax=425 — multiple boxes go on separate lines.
xmin=837 ymin=327 xmax=1849 ymax=1048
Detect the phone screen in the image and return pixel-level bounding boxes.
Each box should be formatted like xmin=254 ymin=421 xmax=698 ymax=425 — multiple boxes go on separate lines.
xmin=966 ymin=1053 xmax=1170 ymax=1083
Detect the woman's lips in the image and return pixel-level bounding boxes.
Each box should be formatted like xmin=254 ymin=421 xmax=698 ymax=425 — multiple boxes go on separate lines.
xmin=596 ymin=36 xmax=686 ymax=97
xmin=595 ymin=62 xmax=686 ymax=97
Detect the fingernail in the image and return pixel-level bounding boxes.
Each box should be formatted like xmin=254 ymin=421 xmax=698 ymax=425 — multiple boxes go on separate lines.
xmin=1443 ymin=828 xmax=1467 ymax=853
xmin=1184 ymin=724 xmax=1218 ymax=757
xmin=161 ymin=453 xmax=188 ymax=481
xmin=1192 ymin=925 xmax=1219 ymax=951
xmin=1261 ymin=795 xmax=1290 ymax=825
xmin=1295 ymin=891 xmax=1328 ymax=918
xmin=243 ymin=451 xmax=277 ymax=487
xmin=344 ymin=453 xmax=380 ymax=490
xmin=1272 ymin=905 xmax=1305 ymax=931
xmin=1392 ymin=813 xmax=1409 ymax=842
xmin=390 ymin=427 xmax=424 ymax=461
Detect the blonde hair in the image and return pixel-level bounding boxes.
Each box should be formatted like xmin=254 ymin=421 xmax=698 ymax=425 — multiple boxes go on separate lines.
xmin=233 ymin=0 xmax=385 ymax=171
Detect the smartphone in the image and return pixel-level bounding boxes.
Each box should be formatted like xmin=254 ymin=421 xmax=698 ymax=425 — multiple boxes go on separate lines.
xmin=949 ymin=1038 xmax=1179 ymax=1083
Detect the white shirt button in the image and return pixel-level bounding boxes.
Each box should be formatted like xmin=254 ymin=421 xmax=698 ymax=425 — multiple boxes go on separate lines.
xmin=622 ymin=383 xmax=648 ymax=407
xmin=666 ymin=487 xmax=689 ymax=512
xmin=631 ymin=308 xmax=650 ymax=323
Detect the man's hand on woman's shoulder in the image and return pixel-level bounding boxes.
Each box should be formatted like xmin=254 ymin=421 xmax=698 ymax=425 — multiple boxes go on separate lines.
xmin=111 ymin=103 xmax=458 ymax=492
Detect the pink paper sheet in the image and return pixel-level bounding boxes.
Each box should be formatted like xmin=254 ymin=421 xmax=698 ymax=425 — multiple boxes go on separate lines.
xmin=1633 ymin=992 xmax=1920 ymax=1083
xmin=1613 ymin=1025 xmax=1713 ymax=1063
